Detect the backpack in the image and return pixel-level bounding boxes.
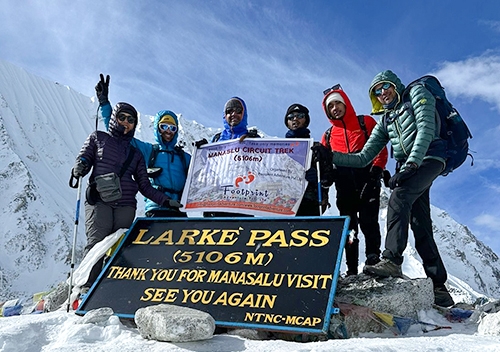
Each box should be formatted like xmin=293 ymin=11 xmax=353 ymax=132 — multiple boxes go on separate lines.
xmin=398 ymin=75 xmax=473 ymax=176
xmin=323 ymin=115 xmax=369 ymax=151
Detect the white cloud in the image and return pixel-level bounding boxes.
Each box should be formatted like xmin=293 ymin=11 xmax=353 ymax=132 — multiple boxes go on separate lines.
xmin=432 ymin=54 xmax=500 ymax=112
xmin=474 ymin=213 xmax=500 ymax=230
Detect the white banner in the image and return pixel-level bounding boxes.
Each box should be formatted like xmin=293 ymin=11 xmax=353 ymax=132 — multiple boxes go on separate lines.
xmin=181 ymin=138 xmax=313 ymax=216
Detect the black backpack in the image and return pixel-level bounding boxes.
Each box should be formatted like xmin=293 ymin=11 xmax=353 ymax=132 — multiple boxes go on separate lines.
xmin=394 ymin=75 xmax=473 ymax=176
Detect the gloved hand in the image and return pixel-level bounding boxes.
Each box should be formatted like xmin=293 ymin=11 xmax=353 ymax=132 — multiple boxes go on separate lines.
xmin=164 ymin=199 xmax=183 ymax=208
xmin=360 ymin=166 xmax=383 ymax=201
xmin=193 ymin=138 xmax=208 ymax=148
xmin=311 ymin=144 xmax=332 ymax=164
xmin=388 ymin=165 xmax=417 ymax=189
xmin=72 ymin=158 xmax=90 ymax=177
xmin=305 ymin=167 xmax=318 ymax=183
xmin=95 ymin=73 xmax=110 ymax=106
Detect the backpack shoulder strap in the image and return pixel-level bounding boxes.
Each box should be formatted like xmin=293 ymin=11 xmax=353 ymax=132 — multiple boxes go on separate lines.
xmin=174 ymin=145 xmax=189 ymax=176
xmin=357 ymin=115 xmax=369 ymax=141
xmin=118 ymin=146 xmax=136 ymax=178
xmin=148 ymin=144 xmax=160 ymax=168
xmin=323 ymin=126 xmax=333 ymax=151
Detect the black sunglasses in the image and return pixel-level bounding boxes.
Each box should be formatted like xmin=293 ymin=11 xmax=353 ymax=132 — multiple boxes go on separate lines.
xmin=117 ymin=113 xmax=136 ymax=124
xmin=286 ymin=112 xmax=306 ymax=120
xmin=323 ymin=83 xmax=343 ymax=96
xmin=225 ymin=107 xmax=243 ymax=115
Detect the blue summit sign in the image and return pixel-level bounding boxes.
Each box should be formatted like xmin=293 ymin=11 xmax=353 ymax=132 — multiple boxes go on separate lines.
xmin=77 ymin=216 xmax=349 ymax=335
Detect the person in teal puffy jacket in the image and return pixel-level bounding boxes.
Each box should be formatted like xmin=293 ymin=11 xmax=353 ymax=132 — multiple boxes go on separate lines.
xmin=330 ymin=70 xmax=453 ymax=308
xmin=96 ymin=74 xmax=190 ymax=217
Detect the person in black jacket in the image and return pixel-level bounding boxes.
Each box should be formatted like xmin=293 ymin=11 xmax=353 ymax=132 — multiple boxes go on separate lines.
xmin=284 ymin=103 xmax=335 ymax=216
xmin=70 ymin=102 xmax=181 ymax=291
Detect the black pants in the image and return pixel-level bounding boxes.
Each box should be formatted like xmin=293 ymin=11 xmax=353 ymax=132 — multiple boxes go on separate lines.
xmin=336 ymin=178 xmax=381 ymax=273
xmin=384 ymin=159 xmax=448 ymax=286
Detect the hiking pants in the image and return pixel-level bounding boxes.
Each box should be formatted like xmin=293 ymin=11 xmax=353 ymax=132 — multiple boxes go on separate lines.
xmin=83 ymin=201 xmax=136 ymax=288
xmin=336 ymin=179 xmax=382 ymax=273
xmin=384 ymin=159 xmax=448 ymax=286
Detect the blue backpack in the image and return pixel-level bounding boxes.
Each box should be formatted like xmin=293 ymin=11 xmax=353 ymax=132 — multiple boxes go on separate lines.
xmin=401 ymin=75 xmax=473 ymax=176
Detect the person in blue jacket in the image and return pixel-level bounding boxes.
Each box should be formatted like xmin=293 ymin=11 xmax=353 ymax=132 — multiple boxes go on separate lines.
xmin=96 ymin=74 xmax=191 ymax=217
xmin=194 ymin=96 xmax=259 ymax=217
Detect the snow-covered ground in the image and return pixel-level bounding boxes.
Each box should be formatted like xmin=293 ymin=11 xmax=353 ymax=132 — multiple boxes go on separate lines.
xmin=1 ymin=308 xmax=499 ymax=352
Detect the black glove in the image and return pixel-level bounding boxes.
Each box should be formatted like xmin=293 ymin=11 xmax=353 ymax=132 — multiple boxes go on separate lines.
xmin=311 ymin=144 xmax=332 ymax=164
xmin=95 ymin=73 xmax=110 ymax=106
xmin=383 ymin=169 xmax=391 ymax=188
xmin=388 ymin=165 xmax=417 ymax=189
xmin=72 ymin=158 xmax=90 ymax=177
xmin=164 ymin=199 xmax=183 ymax=208
xmin=305 ymin=168 xmax=318 ymax=183
xmin=193 ymin=138 xmax=208 ymax=148
xmin=311 ymin=144 xmax=336 ymax=187
xmin=360 ymin=166 xmax=383 ymax=201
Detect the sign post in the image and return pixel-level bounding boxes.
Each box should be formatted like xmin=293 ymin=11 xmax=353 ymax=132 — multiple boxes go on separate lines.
xmin=78 ymin=216 xmax=349 ymax=335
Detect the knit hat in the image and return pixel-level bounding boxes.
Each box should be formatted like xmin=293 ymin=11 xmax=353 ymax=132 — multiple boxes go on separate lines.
xmin=284 ymin=103 xmax=310 ymax=127
xmin=159 ymin=113 xmax=177 ymax=126
xmin=325 ymin=92 xmax=345 ymax=109
xmin=224 ymin=98 xmax=243 ymax=113
xmin=114 ymin=102 xmax=138 ymax=120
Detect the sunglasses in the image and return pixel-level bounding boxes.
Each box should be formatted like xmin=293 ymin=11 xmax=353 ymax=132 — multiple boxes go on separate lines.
xmin=286 ymin=112 xmax=306 ymax=120
xmin=117 ymin=113 xmax=136 ymax=124
xmin=374 ymin=82 xmax=393 ymax=96
xmin=323 ymin=83 xmax=342 ymax=96
xmin=158 ymin=123 xmax=178 ymax=133
xmin=225 ymin=107 xmax=243 ymax=115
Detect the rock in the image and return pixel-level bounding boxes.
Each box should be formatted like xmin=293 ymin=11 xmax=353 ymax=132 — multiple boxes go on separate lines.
xmin=333 ymin=274 xmax=434 ymax=336
xmin=477 ymin=311 xmax=500 ymax=336
xmin=44 ymin=282 xmax=69 ymax=312
xmin=135 ymin=304 xmax=215 ymax=342
xmin=77 ymin=307 xmax=114 ymax=325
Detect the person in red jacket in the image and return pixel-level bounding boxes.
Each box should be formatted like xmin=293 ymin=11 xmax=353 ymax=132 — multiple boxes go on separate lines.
xmin=321 ymin=85 xmax=389 ymax=276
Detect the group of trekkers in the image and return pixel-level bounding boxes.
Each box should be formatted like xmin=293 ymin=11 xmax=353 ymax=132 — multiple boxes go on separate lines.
xmin=70 ymin=70 xmax=455 ymax=308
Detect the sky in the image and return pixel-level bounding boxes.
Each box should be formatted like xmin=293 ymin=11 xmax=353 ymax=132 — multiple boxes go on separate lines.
xmin=0 ymin=309 xmax=499 ymax=351
xmin=1 ymin=1 xmax=500 ymax=254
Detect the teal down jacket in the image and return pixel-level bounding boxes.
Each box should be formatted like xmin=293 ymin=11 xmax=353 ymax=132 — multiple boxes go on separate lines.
xmin=332 ymin=70 xmax=446 ymax=172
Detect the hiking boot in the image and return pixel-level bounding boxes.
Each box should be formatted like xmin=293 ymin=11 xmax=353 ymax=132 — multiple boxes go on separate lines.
xmin=365 ymin=254 xmax=381 ymax=266
xmin=434 ymin=285 xmax=455 ymax=307
xmin=363 ymin=258 xmax=403 ymax=278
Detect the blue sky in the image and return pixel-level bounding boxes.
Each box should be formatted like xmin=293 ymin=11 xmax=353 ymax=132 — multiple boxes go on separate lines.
xmin=2 ymin=1 xmax=500 ymax=255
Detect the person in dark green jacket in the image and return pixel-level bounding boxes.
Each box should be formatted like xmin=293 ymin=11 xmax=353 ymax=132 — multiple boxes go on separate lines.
xmin=331 ymin=70 xmax=453 ymax=307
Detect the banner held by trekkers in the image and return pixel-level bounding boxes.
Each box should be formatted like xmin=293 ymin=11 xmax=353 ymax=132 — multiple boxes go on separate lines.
xmin=181 ymin=138 xmax=313 ymax=216
xmin=77 ymin=216 xmax=350 ymax=335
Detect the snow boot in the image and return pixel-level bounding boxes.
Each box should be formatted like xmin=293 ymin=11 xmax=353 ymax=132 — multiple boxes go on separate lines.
xmin=434 ymin=285 xmax=455 ymax=307
xmin=363 ymin=258 xmax=403 ymax=278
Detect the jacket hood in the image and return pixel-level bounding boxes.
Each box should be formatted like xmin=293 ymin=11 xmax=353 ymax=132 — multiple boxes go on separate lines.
xmin=109 ymin=102 xmax=137 ymax=140
xmin=322 ymin=89 xmax=359 ymax=129
xmin=154 ymin=110 xmax=179 ymax=149
xmin=368 ymin=70 xmax=406 ymax=114
xmin=220 ymin=97 xmax=248 ymax=139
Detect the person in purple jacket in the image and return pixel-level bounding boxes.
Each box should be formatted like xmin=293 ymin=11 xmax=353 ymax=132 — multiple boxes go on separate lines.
xmin=70 ymin=102 xmax=181 ymax=291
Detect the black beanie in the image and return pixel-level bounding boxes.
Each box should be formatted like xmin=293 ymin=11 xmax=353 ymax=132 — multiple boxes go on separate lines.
xmin=284 ymin=103 xmax=310 ymax=127
xmin=114 ymin=102 xmax=138 ymax=120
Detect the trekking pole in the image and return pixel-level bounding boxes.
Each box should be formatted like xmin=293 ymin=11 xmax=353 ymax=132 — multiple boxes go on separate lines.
xmin=316 ymin=160 xmax=322 ymax=215
xmin=67 ymin=176 xmax=82 ymax=312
